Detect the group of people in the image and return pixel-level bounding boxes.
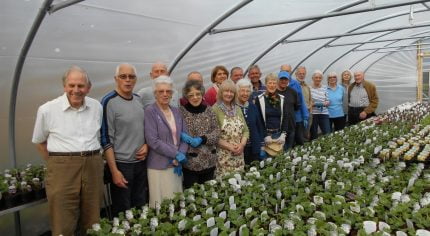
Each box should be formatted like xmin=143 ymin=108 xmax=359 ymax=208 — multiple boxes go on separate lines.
xmin=31 ymin=62 xmax=379 ymax=235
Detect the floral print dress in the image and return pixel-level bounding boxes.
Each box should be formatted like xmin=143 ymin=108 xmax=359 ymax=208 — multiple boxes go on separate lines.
xmin=213 ymin=103 xmax=249 ymax=177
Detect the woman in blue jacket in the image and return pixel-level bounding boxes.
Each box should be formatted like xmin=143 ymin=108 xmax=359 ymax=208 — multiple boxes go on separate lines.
xmin=236 ymin=79 xmax=266 ymax=164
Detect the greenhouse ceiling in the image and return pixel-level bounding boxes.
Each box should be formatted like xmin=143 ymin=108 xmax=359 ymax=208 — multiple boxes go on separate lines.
xmin=1 ymin=0 xmax=430 ymax=168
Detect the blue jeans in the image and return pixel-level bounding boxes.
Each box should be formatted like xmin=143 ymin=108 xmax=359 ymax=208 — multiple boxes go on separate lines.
xmin=310 ymin=114 xmax=330 ymax=140
xmin=110 ymin=161 xmax=148 ymax=217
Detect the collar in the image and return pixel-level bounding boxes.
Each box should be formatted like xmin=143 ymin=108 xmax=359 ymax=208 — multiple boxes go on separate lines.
xmin=237 ymin=101 xmax=249 ymax=108
xmin=184 ymin=102 xmax=206 ymax=114
xmin=354 ymin=82 xmax=365 ymax=88
xmin=60 ymin=93 xmax=88 ymax=111
xmin=299 ymin=81 xmax=307 ymax=86
xmin=328 ymin=85 xmax=337 ymax=90
xmin=253 ymin=80 xmax=263 ymax=90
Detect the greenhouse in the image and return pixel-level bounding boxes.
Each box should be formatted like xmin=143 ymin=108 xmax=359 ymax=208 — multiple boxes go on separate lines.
xmin=1 ymin=0 xmax=430 ymax=235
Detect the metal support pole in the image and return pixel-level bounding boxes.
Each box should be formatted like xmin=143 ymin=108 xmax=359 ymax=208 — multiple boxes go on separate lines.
xmin=9 ymin=1 xmax=54 ymax=235
xmin=326 ymin=35 xmax=430 ymax=47
xmin=168 ymin=0 xmax=253 ymax=74
xmin=284 ymin=23 xmax=430 ymax=44
xmin=211 ymin=0 xmax=430 ymax=34
xmin=417 ymin=42 xmax=423 ymax=101
xmin=48 ymin=0 xmax=85 ymax=14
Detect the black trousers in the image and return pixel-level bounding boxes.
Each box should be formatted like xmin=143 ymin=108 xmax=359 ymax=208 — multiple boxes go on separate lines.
xmin=348 ymin=106 xmax=375 ymax=125
xmin=183 ymin=167 xmax=215 ymax=189
xmin=109 ymin=161 xmax=148 ymax=217
xmin=329 ymin=116 xmax=346 ymax=132
xmin=244 ymin=145 xmax=258 ymax=165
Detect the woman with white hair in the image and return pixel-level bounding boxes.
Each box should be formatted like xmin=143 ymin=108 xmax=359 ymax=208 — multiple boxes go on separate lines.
xmin=310 ymin=70 xmax=330 ymax=140
xmin=144 ymin=75 xmax=188 ymax=207
xmin=236 ymin=79 xmax=266 ymax=164
xmin=327 ymin=72 xmax=346 ymax=131
xmin=212 ymin=80 xmax=249 ymax=177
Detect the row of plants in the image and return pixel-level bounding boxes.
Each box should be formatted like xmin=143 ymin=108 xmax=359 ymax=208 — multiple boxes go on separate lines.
xmin=0 ymin=164 xmax=46 ymax=210
xmin=87 ymin=102 xmax=430 ymax=235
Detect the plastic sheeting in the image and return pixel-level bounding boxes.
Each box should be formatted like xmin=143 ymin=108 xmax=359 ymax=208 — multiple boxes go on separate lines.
xmin=1 ymin=1 xmax=430 ymax=233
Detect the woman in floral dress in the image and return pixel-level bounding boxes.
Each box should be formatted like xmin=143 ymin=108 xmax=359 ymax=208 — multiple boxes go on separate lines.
xmin=212 ymin=80 xmax=249 ymax=177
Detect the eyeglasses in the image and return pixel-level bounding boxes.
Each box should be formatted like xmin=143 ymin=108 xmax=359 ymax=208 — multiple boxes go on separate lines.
xmin=186 ymin=92 xmax=202 ymax=99
xmin=156 ymin=89 xmax=173 ymax=95
xmin=117 ymin=74 xmax=137 ymax=80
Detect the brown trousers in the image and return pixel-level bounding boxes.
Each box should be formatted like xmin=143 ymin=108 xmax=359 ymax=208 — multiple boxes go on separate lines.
xmin=45 ymin=154 xmax=104 ymax=236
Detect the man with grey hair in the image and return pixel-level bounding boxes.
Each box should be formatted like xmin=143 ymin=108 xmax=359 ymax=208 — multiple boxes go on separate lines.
xmin=295 ymin=66 xmax=312 ymax=140
xmin=137 ymin=61 xmax=179 ymax=108
xmin=230 ymin=67 xmax=244 ymax=83
xmin=32 ymin=66 xmax=103 ymax=235
xmin=101 ymin=63 xmax=148 ymax=216
xmin=348 ymin=71 xmax=378 ymax=125
xmin=248 ymin=65 xmax=266 ymax=102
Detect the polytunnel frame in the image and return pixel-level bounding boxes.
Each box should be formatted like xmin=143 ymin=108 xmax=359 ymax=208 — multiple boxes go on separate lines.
xmin=218 ymin=0 xmax=430 ymax=75
xmin=321 ymin=8 xmax=430 ymax=73
xmin=290 ymin=14 xmax=430 ymax=74
xmin=323 ymin=31 xmax=430 ymax=73
xmin=9 ymin=0 xmax=429 ymax=167
xmin=8 ymin=1 xmax=85 ymax=234
xmin=347 ymin=30 xmax=430 ymax=71
xmin=5 ymin=0 xmax=430 ymax=234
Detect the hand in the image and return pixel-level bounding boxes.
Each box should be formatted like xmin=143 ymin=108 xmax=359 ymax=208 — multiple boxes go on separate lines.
xmin=275 ymin=133 xmax=286 ymax=144
xmin=314 ymin=102 xmax=323 ymax=108
xmin=264 ymin=136 xmax=274 ymax=144
xmin=135 ymin=144 xmax=148 ymax=160
xmin=189 ymin=137 xmax=203 ymax=148
xmin=173 ymin=164 xmax=182 ymax=176
xmin=175 ymin=152 xmax=187 ymax=164
xmin=323 ymin=101 xmax=330 ymax=107
xmin=112 ymin=170 xmax=128 ymax=188
xmin=359 ymin=111 xmax=367 ymax=120
xmin=180 ymin=132 xmax=193 ymax=144
xmin=259 ymin=150 xmax=267 ymax=160
xmin=232 ymin=143 xmax=244 ymax=156
xmin=303 ymin=119 xmax=309 ymax=129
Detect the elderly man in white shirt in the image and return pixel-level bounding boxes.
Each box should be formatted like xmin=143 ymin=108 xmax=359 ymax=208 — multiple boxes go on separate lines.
xmin=32 ymin=66 xmax=103 ymax=236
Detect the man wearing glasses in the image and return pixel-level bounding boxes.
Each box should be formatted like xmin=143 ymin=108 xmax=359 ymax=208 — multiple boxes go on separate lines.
xmin=137 ymin=61 xmax=180 ymax=108
xmin=100 ymin=63 xmax=148 ymax=216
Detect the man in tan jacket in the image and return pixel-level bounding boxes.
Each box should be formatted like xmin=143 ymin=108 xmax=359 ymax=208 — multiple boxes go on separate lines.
xmin=348 ymin=71 xmax=379 ymax=125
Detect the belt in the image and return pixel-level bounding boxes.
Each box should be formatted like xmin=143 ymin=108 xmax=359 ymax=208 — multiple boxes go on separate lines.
xmin=48 ymin=150 xmax=100 ymax=157
xmin=266 ymin=128 xmax=280 ymax=133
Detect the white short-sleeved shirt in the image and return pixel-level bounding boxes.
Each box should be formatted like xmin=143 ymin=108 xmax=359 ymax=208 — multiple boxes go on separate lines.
xmin=32 ymin=93 xmax=102 ymax=152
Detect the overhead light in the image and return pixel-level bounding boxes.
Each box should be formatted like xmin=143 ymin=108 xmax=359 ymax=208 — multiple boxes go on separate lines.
xmin=409 ymin=5 xmax=415 ymax=25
